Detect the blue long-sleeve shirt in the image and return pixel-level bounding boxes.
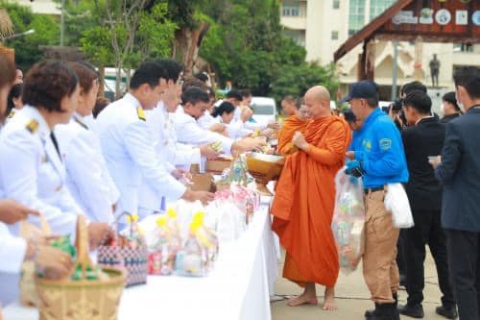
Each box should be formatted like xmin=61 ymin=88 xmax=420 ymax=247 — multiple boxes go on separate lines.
xmin=348 ymin=129 xmax=364 ymax=152
xmin=354 ymin=108 xmax=409 ymax=188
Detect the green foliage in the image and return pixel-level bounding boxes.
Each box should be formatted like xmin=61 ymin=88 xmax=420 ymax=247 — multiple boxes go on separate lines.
xmin=270 ymin=62 xmax=339 ymax=104
xmin=199 ymin=0 xmax=337 ymax=99
xmin=0 ymin=1 xmax=59 ymax=71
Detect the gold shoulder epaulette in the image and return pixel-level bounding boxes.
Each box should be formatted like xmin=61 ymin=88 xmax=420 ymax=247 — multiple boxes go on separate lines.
xmin=26 ymin=119 xmax=39 ymax=134
xmin=7 ymin=110 xmax=15 ymax=119
xmin=137 ymin=107 xmax=146 ymax=121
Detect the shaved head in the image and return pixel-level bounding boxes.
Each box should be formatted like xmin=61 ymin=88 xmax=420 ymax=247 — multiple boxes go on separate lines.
xmin=304 ymin=86 xmax=331 ymax=119
xmin=305 ymin=86 xmax=330 ymax=103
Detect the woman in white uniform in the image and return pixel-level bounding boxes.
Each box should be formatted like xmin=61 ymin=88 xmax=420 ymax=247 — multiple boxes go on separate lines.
xmin=211 ymin=101 xmax=253 ymax=139
xmin=0 ymin=60 xmax=110 ymax=251
xmin=55 ymin=62 xmax=119 ymax=224
xmin=0 ymin=56 xmax=74 ymax=310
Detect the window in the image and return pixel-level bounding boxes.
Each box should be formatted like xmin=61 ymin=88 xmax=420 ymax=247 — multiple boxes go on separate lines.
xmin=369 ymin=0 xmax=396 ymax=21
xmin=333 ymin=0 xmax=340 ymax=9
xmin=348 ymin=0 xmax=366 ymax=35
xmin=282 ymin=4 xmax=300 ymax=17
xmin=331 ymin=31 xmax=339 ymax=40
xmin=454 ymin=43 xmax=474 ymax=53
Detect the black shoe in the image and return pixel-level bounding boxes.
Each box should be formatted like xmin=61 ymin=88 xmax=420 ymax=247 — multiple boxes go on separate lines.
xmin=365 ymin=304 xmax=378 ymax=318
xmin=436 ymin=305 xmax=458 ymax=319
xmin=398 ymin=304 xmax=424 ymax=318
xmin=368 ymin=303 xmax=397 ymax=320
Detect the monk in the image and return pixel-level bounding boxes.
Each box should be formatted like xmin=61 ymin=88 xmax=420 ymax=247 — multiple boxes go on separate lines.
xmin=272 ymin=86 xmax=351 ymax=311
xmin=277 ymin=98 xmax=309 ymax=155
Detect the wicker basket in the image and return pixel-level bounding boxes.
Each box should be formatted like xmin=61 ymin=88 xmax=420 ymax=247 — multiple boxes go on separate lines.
xmin=35 ymin=215 xmax=126 ymax=320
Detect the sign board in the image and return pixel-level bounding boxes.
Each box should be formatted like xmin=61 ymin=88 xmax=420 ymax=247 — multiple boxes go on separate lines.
xmin=381 ymin=0 xmax=480 ymax=40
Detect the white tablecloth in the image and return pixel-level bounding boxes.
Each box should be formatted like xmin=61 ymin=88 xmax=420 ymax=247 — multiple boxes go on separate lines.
xmin=3 ymin=198 xmax=278 ymax=320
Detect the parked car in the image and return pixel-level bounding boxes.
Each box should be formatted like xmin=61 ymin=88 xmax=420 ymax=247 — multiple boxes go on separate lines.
xmin=250 ymin=97 xmax=278 ymax=125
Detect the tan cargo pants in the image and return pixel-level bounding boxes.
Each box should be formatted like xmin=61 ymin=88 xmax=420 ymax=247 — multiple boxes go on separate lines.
xmin=363 ymin=189 xmax=400 ymax=303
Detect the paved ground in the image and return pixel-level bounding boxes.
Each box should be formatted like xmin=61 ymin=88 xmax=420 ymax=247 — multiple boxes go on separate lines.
xmin=271 ymin=250 xmax=448 ymax=320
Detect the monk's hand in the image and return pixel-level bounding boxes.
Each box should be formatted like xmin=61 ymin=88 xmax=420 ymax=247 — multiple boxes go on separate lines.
xmin=292 ymin=131 xmax=308 ymax=151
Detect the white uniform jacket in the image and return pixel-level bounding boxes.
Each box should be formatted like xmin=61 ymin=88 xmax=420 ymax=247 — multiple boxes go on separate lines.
xmin=95 ymin=93 xmax=186 ymax=216
xmin=55 ymin=113 xmax=119 ymax=224
xmin=0 ymin=106 xmax=82 ymax=238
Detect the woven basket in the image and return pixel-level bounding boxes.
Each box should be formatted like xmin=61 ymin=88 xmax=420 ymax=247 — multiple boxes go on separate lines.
xmin=19 ymin=215 xmax=52 ymax=307
xmin=97 ymin=212 xmax=148 ymax=287
xmin=35 ymin=215 xmax=126 ymax=320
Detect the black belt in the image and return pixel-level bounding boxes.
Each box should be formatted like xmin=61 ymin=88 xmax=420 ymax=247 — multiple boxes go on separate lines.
xmin=364 ymin=186 xmax=385 ymax=194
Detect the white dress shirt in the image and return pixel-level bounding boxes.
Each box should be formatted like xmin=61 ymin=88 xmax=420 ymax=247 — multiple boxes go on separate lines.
xmin=55 ymin=113 xmax=119 ymax=224
xmin=174 ymin=107 xmax=234 ymax=154
xmin=138 ymin=103 xmax=201 ymax=214
xmin=95 ymin=93 xmax=186 ymax=216
xmin=0 ymin=106 xmax=82 ymax=238
xmin=197 ymin=110 xmax=217 ymax=130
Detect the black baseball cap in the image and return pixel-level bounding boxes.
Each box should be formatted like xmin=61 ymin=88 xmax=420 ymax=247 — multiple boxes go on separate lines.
xmin=340 ymin=80 xmax=379 ymax=103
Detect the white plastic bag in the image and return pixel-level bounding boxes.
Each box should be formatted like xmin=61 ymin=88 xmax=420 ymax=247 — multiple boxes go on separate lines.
xmin=384 ymin=183 xmax=414 ymax=229
xmin=332 ymin=168 xmax=365 ymax=274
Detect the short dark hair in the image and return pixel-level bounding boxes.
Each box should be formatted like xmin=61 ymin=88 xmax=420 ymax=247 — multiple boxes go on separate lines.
xmin=401 ymin=81 xmax=427 ymax=96
xmin=294 ymin=98 xmax=303 ymax=110
xmin=68 ymin=61 xmax=98 ymax=94
xmin=155 ymin=59 xmax=183 ymax=83
xmin=226 ymin=90 xmax=243 ymax=101
xmin=403 ymin=90 xmax=432 ymax=115
xmin=442 ymin=91 xmax=460 ymax=111
xmin=130 ymin=61 xmax=168 ymax=90
xmin=211 ymin=101 xmax=235 ymax=118
xmin=23 ymin=60 xmax=78 ymax=112
xmin=241 ymin=89 xmax=252 ymax=98
xmin=93 ymin=96 xmax=111 ymax=118
xmin=182 ymin=77 xmax=208 ymax=92
xmin=282 ymin=95 xmax=296 ymax=104
xmin=181 ymin=87 xmax=210 ymax=106
xmin=365 ymin=97 xmax=379 ymax=109
xmin=7 ymin=83 xmax=22 ymax=115
xmin=0 ymin=55 xmax=16 ymax=89
xmin=453 ymin=67 xmax=480 ymax=100
xmin=194 ymin=72 xmax=209 ymax=83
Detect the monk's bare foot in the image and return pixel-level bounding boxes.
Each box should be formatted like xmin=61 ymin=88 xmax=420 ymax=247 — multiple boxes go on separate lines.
xmin=322 ymin=287 xmax=337 ymax=311
xmin=287 ymin=294 xmax=318 ymax=307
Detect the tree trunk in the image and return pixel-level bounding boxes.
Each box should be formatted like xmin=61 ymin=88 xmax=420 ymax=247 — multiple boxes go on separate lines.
xmin=173 ymin=21 xmax=210 ymax=77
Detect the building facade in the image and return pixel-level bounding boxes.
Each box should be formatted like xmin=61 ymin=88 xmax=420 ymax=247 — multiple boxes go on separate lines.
xmin=280 ymin=0 xmax=480 ymax=102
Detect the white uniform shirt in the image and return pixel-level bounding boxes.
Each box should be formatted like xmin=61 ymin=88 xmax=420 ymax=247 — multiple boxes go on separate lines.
xmin=197 ymin=110 xmax=217 ymax=130
xmin=0 ymin=106 xmax=82 ymax=238
xmin=95 ymin=93 xmax=186 ymax=216
xmin=0 ymin=222 xmax=26 ymax=273
xmin=174 ymin=107 xmax=234 ymax=155
xmin=138 ymin=103 xmax=201 ymax=213
xmin=55 ymin=113 xmax=119 ymax=224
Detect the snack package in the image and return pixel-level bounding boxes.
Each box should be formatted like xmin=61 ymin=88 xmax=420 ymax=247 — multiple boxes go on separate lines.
xmin=147 ymin=214 xmax=179 ymax=275
xmin=331 ymin=168 xmax=366 ymax=274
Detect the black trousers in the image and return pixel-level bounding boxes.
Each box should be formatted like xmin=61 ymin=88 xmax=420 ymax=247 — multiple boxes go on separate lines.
xmin=446 ymin=229 xmax=480 ymax=320
xmin=397 ymin=229 xmax=407 ymax=282
xmin=404 ymin=209 xmax=455 ymax=307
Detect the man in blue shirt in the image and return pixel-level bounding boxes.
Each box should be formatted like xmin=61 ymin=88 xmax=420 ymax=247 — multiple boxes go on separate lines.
xmin=342 ymin=80 xmax=408 ymax=320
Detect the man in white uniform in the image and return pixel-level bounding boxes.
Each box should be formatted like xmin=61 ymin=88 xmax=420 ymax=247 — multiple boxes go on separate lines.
xmin=96 ymin=62 xmax=213 ymax=222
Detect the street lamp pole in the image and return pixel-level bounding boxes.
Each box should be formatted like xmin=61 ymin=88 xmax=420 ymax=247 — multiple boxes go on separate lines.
xmin=60 ymin=0 xmax=65 ymax=46
xmin=391 ymin=41 xmax=399 ymax=100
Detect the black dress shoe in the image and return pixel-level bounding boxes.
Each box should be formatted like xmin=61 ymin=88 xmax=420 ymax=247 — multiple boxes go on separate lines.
xmin=365 ymin=304 xmax=378 ymax=318
xmin=398 ymin=304 xmax=424 ymax=318
xmin=436 ymin=305 xmax=458 ymax=319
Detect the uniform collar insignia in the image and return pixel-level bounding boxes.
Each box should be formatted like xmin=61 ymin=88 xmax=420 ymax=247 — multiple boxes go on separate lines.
xmin=137 ymin=107 xmax=146 ymax=121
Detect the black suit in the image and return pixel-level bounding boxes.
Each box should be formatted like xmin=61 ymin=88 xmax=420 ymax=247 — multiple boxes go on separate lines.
xmin=436 ymin=107 xmax=480 ymax=320
xmin=402 ymin=117 xmax=455 ymax=308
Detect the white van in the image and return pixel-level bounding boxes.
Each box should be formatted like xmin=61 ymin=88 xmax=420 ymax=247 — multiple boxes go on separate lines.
xmin=250 ymin=97 xmax=278 ymax=125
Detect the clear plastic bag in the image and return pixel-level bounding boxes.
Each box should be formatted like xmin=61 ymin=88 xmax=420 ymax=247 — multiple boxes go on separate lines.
xmin=331 ymin=168 xmax=366 ymax=274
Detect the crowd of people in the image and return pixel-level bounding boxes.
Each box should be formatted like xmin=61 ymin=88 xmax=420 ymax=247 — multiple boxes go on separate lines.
xmin=272 ymin=70 xmax=480 ymax=320
xmin=0 ymin=52 xmax=479 ymax=320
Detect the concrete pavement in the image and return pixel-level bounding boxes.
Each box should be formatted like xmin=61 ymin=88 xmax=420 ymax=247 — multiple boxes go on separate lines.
xmin=272 ymin=251 xmax=448 ymax=320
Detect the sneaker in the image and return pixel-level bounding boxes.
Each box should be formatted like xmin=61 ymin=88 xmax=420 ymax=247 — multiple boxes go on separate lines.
xmin=398 ymin=304 xmax=424 ymax=318
xmin=435 ymin=305 xmax=458 ymax=319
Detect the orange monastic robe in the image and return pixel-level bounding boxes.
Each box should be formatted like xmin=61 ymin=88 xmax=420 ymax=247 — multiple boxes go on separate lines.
xmin=272 ymin=116 xmax=351 ymax=288
xmin=277 ymin=114 xmax=309 ymax=155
